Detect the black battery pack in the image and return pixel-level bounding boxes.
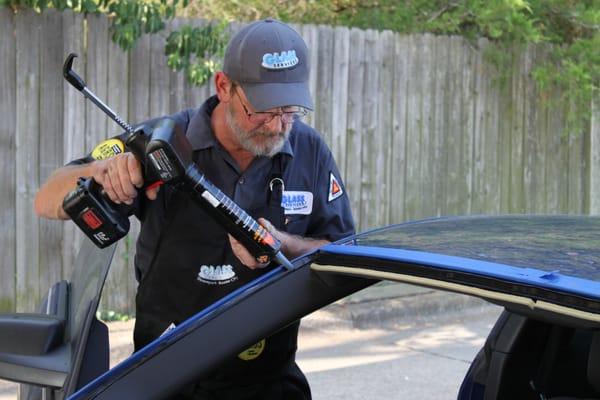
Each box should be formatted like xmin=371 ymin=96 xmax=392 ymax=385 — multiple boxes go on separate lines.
xmin=62 ymin=178 xmax=131 ymax=248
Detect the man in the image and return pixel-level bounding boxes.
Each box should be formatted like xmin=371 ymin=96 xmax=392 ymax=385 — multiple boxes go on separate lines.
xmin=35 ymin=19 xmax=354 ymax=399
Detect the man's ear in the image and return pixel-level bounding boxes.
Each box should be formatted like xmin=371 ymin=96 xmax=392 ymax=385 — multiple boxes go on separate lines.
xmin=215 ymin=72 xmax=233 ymax=103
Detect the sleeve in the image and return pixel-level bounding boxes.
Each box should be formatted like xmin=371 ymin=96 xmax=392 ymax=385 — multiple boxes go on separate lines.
xmin=306 ymin=140 xmax=355 ymax=242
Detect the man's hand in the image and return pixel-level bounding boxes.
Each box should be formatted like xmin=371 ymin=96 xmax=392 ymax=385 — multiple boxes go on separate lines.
xmin=229 ymin=217 xmax=330 ymax=269
xmin=90 ymin=153 xmax=159 ymax=204
xmin=228 ymin=234 xmax=270 ymax=270
xmin=228 ymin=218 xmax=279 ymax=270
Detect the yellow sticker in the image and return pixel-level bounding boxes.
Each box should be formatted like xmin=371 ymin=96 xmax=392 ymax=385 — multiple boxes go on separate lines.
xmin=91 ymin=139 xmax=125 ymax=160
xmin=237 ymin=339 xmax=265 ymax=361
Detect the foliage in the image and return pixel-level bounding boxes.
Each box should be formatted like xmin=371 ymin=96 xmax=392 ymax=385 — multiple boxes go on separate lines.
xmin=97 ymin=309 xmax=132 ymax=322
xmin=3 ymin=0 xmax=597 ymax=128
xmin=0 ymin=0 xmax=225 ymax=85
xmin=184 ymin=0 xmax=599 ymax=132
xmin=165 ymin=22 xmax=228 ymax=85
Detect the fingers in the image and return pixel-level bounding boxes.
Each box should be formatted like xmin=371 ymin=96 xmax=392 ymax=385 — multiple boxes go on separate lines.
xmin=92 ymin=153 xmax=143 ymax=204
xmin=145 ymin=185 xmax=160 ymax=200
xmin=127 ymin=152 xmax=144 ymax=188
xmin=257 ymin=217 xmax=281 ymax=242
xmin=257 ymin=217 xmax=274 ymax=231
xmin=228 ymin=234 xmax=269 ymax=270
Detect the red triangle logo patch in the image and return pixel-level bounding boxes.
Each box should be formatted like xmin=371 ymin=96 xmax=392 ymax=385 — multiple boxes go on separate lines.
xmin=328 ymin=172 xmax=344 ymax=202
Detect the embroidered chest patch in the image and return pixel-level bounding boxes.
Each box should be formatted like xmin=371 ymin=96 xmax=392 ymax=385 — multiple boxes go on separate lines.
xmin=281 ymin=191 xmax=313 ymax=215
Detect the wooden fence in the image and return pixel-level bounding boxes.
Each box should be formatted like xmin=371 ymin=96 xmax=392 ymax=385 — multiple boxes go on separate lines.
xmin=0 ymin=9 xmax=597 ymax=314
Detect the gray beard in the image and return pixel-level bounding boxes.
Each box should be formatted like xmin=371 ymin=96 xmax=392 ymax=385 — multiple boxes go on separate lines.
xmin=225 ymin=105 xmax=291 ymax=158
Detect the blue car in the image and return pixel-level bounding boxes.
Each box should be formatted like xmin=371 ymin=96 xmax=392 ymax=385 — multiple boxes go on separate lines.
xmin=1 ymin=215 xmax=599 ymax=399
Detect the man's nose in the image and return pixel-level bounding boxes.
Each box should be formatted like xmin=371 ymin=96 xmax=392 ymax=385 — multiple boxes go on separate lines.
xmin=264 ymin=114 xmax=285 ymax=132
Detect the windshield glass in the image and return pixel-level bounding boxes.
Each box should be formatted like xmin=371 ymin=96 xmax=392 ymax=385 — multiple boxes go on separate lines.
xmin=347 ymin=215 xmax=600 ymax=281
xmin=66 ymin=239 xmax=116 ymax=343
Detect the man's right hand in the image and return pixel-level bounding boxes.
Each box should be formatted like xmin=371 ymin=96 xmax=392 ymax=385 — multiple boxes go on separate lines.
xmin=90 ymin=153 xmax=159 ymax=204
xmin=35 ymin=153 xmax=160 ymax=220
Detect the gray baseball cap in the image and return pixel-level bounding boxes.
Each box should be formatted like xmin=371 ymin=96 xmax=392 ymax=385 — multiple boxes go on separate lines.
xmin=223 ymin=19 xmax=313 ymax=111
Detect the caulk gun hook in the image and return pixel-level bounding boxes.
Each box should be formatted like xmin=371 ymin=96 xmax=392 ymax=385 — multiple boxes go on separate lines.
xmin=63 ymin=53 xmax=86 ymax=91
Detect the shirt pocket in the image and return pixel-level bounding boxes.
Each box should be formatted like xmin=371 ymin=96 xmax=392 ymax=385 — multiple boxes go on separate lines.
xmin=283 ymin=214 xmax=310 ymax=236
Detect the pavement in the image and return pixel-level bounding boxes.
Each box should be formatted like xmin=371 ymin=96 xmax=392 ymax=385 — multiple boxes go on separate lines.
xmin=0 ymin=283 xmax=495 ymax=399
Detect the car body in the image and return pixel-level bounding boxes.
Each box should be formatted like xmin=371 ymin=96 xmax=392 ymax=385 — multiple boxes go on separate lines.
xmin=1 ymin=215 xmax=599 ymax=399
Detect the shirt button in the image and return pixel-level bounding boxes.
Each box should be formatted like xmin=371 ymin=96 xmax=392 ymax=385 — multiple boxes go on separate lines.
xmin=238 ymin=178 xmax=245 ymax=185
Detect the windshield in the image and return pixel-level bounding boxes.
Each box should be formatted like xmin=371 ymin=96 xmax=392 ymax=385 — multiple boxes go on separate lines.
xmin=347 ymin=215 xmax=600 ymax=281
xmin=67 ymin=239 xmax=116 ymax=343
xmin=63 ymin=237 xmax=116 ymax=396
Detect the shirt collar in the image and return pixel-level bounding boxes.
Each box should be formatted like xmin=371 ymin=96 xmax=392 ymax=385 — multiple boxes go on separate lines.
xmin=185 ymin=95 xmax=294 ymax=158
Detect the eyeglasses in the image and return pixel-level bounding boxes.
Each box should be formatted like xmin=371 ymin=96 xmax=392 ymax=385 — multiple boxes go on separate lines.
xmin=233 ymin=87 xmax=308 ymax=125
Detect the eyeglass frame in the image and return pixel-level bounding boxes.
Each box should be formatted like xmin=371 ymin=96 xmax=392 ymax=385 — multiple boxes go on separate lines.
xmin=232 ymin=85 xmax=308 ymax=125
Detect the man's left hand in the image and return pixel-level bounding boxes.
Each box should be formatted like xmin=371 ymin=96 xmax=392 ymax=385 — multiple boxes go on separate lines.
xmin=228 ymin=218 xmax=278 ymax=270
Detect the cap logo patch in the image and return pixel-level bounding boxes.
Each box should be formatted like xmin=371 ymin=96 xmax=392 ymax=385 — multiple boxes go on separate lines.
xmin=262 ymin=50 xmax=299 ymax=70
xmin=328 ymin=172 xmax=344 ymax=202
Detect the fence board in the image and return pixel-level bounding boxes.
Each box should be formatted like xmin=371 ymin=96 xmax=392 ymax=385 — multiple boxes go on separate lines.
xmin=0 ymin=8 xmax=17 ymax=312
xmin=345 ymin=28 xmax=365 ymax=228
xmin=460 ymin=39 xmax=476 ymax=215
xmin=484 ymin=45 xmax=501 ymax=214
xmin=300 ymin=25 xmax=319 ymax=128
xmin=15 ymin=10 xmax=41 ymax=312
xmin=419 ymin=34 xmax=435 ymax=218
xmin=85 ymin=14 xmax=109 ymax=151
xmin=509 ymin=49 xmax=526 ymax=213
xmin=360 ymin=29 xmax=381 ymax=230
xmin=471 ymin=38 xmax=487 ymax=214
xmin=169 ymin=19 xmax=187 ymax=114
xmin=473 ymin=39 xmax=500 ymax=214
xmin=548 ymin=86 xmax=569 ymax=213
xmin=115 ymin=31 xmax=152 ymax=315
xmin=496 ymin=40 xmax=512 ymax=213
xmin=129 ymin=34 xmax=151 ymax=124
xmin=38 ymin=10 xmax=64 ymax=295
xmin=61 ymin=11 xmax=85 ymax=279
xmin=378 ymin=30 xmax=395 ymax=225
xmin=389 ymin=35 xmax=408 ymax=224
xmin=442 ymin=37 xmax=463 ymax=216
xmin=431 ymin=37 xmax=447 ymax=217
xmin=535 ymin=49 xmax=551 ymax=213
xmin=524 ymin=46 xmax=547 ymax=213
xmin=568 ymin=121 xmax=585 ymax=214
xmin=404 ymin=35 xmax=423 ymax=221
xmin=150 ymin=30 xmax=170 ymax=117
xmin=315 ymin=25 xmax=334 ymax=146
xmin=330 ymin=26 xmax=350 ymax=173
xmin=100 ymin=32 xmax=131 ymax=313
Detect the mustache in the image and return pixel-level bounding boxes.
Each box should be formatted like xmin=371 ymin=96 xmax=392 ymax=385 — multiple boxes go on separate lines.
xmin=247 ymin=129 xmax=287 ymax=139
